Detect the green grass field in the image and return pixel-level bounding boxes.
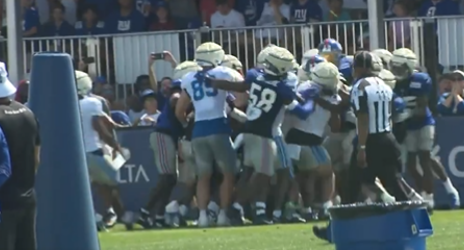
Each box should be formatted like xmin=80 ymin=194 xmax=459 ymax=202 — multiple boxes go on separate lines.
xmin=99 ymin=210 xmax=464 ymax=250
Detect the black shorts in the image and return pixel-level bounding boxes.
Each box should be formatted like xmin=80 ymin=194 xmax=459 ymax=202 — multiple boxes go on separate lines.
xmin=361 ymin=132 xmax=402 ymax=185
xmin=0 ymin=204 xmax=36 ymax=250
xmin=345 ymin=132 xmax=402 ymax=203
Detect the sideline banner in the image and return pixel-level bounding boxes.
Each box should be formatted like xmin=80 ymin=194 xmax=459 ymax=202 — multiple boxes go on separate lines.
xmin=94 ymin=127 xmax=159 ymax=212
xmin=433 ymin=117 xmax=464 ymax=207
xmin=95 ymin=117 xmax=464 ymax=211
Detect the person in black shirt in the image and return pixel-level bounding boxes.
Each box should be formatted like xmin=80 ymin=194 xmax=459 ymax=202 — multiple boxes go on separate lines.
xmin=349 ymin=51 xmax=408 ymax=202
xmin=0 ymin=63 xmax=40 ymax=250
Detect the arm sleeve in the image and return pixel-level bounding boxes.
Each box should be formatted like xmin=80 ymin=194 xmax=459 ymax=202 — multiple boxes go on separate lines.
xmin=0 ymin=127 xmax=11 ymax=188
xmin=91 ymin=99 xmax=105 ymax=116
xmin=351 ymin=81 xmax=368 ymax=114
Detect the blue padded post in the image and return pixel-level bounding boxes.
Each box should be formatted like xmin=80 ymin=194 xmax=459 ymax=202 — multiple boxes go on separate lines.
xmin=28 ymin=52 xmax=100 ymax=250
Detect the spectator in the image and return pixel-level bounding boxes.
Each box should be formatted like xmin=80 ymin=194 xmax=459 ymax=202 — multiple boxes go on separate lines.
xmin=200 ymin=0 xmax=235 ymax=25
xmin=78 ymin=0 xmax=115 ymax=18
xmin=22 ymin=0 xmax=40 ymax=37
xmin=235 ymin=0 xmax=265 ymax=26
xmin=167 ymin=0 xmax=199 ymax=29
xmin=147 ymin=51 xmax=177 ymax=110
xmin=75 ymin=4 xmax=105 ymax=35
xmin=132 ymin=90 xmax=161 ymax=126
xmin=149 ymin=1 xmax=175 ymax=31
xmin=439 ymin=72 xmax=453 ymax=94
xmin=210 ymin=0 xmax=245 ymax=28
xmin=437 ymin=70 xmax=464 ymax=116
xmin=389 ymin=1 xmax=411 ymax=48
xmin=418 ymin=0 xmax=461 ymax=17
xmin=255 ymin=0 xmax=290 ymax=43
xmin=105 ymin=0 xmax=147 ymax=34
xmin=41 ymin=3 xmax=75 ymax=36
xmin=291 ymin=0 xmax=322 ymax=24
xmin=322 ymin=0 xmax=350 ymax=22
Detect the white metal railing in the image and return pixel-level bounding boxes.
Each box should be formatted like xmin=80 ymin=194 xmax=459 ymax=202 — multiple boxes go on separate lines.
xmin=0 ymin=16 xmax=462 ymax=98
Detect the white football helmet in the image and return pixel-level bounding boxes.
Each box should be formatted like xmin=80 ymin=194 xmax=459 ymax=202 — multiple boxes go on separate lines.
xmin=311 ymin=62 xmax=340 ymax=92
xmin=379 ymin=69 xmax=396 ymax=89
xmin=256 ymin=45 xmax=276 ymax=67
xmin=262 ymin=47 xmax=295 ymax=76
xmin=173 ymin=61 xmax=202 ymax=80
xmin=372 ymin=49 xmax=393 ymax=70
xmin=222 ymin=54 xmax=243 ymax=71
xmin=195 ymin=42 xmax=225 ymax=67
xmin=301 ymin=48 xmax=319 ymax=67
xmin=75 ymin=70 xmax=92 ymax=96
xmin=390 ymin=48 xmax=418 ymax=80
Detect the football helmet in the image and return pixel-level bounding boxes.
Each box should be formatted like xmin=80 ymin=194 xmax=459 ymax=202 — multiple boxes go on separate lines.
xmin=301 ymin=48 xmax=319 ymax=68
xmin=173 ymin=61 xmax=202 ymax=80
xmin=75 ymin=70 xmax=92 ymax=96
xmin=390 ymin=48 xmax=418 ymax=80
xmin=372 ymin=49 xmax=393 ymax=70
xmin=256 ymin=45 xmax=276 ymax=67
xmin=379 ymin=69 xmax=396 ymax=89
xmin=311 ymin=62 xmax=340 ymax=92
xmin=195 ymin=42 xmax=225 ymax=67
xmin=262 ymin=47 xmax=295 ymax=76
xmin=222 ymin=54 xmax=243 ymax=71
xmin=318 ymin=38 xmax=342 ymax=65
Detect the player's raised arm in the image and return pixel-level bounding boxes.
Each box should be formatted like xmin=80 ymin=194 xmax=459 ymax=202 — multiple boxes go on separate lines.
xmin=206 ymin=70 xmax=251 ymax=93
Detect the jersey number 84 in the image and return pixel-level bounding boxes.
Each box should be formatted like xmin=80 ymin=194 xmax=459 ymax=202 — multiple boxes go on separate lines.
xmin=246 ymin=83 xmax=277 ymax=120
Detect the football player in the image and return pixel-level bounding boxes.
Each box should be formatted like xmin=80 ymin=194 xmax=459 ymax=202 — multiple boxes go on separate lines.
xmin=372 ymin=49 xmax=393 ymax=70
xmin=287 ymin=62 xmax=341 ymax=220
xmin=76 ymin=71 xmax=133 ymax=230
xmin=297 ymin=49 xmax=320 ymax=82
xmin=163 ymin=61 xmax=202 ymax=227
xmin=207 ymin=46 xmax=315 ymax=224
xmin=391 ymin=48 xmax=460 ymax=209
xmin=318 ymin=38 xmax=352 ymax=81
xmin=176 ymin=42 xmax=246 ymax=227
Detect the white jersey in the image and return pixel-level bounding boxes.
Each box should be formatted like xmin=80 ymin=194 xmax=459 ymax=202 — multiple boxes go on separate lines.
xmin=282 ymin=72 xmax=299 ymax=135
xmin=80 ymin=96 xmax=104 ymax=152
xmin=293 ymin=81 xmax=341 ymax=137
xmin=182 ymin=66 xmax=237 ymax=122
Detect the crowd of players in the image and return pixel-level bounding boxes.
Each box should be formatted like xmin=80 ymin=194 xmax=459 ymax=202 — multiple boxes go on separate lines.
xmin=74 ymin=37 xmax=462 ymax=232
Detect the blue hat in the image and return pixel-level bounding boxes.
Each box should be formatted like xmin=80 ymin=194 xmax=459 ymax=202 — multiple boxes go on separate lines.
xmin=171 ymin=79 xmax=182 ymax=89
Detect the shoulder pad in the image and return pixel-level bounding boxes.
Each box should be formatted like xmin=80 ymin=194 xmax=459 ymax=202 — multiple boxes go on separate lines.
xmin=410 ymin=72 xmax=431 ymax=84
xmin=339 ymin=57 xmax=352 ymax=70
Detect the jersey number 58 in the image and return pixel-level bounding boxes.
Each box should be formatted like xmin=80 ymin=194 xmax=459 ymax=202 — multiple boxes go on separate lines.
xmin=246 ymin=83 xmax=277 ymax=120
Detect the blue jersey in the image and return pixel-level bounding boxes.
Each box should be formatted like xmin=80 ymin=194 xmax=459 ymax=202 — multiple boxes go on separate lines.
xmin=338 ymin=55 xmax=352 ymax=81
xmin=243 ymin=68 xmax=296 ymax=138
xmin=394 ymin=72 xmax=435 ymax=130
xmin=155 ymin=98 xmax=184 ymax=139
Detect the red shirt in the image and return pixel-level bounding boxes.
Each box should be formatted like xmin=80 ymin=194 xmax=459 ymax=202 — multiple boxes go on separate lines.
xmin=150 ymin=20 xmax=176 ymax=31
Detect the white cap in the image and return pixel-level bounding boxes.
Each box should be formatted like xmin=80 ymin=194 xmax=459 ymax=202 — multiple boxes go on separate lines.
xmin=0 ymin=62 xmax=16 ymax=98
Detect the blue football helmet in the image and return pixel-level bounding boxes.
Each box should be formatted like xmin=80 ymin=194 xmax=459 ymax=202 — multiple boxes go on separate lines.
xmin=303 ymin=55 xmax=327 ymax=75
xmin=318 ymin=38 xmax=343 ymax=65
